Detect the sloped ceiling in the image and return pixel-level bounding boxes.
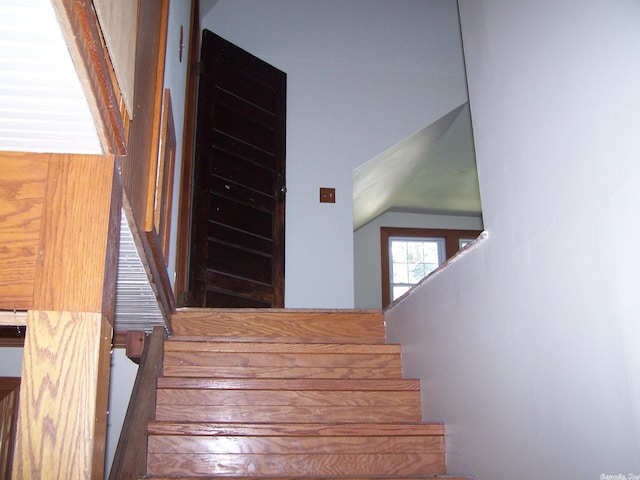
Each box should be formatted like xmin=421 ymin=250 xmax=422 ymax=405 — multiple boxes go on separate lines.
xmin=353 ymin=103 xmax=482 ymax=230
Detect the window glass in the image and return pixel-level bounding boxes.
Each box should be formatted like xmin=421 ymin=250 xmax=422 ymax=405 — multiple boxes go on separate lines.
xmin=380 ymin=227 xmax=481 ymax=307
xmin=389 ymin=237 xmax=444 ymax=301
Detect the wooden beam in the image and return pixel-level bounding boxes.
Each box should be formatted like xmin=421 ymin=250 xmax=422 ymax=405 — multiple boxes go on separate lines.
xmin=31 ymin=154 xmax=121 ymax=321
xmin=0 ymin=152 xmax=48 ymax=310
xmin=13 ymin=154 xmax=122 ymax=480
xmin=14 ymin=311 xmax=112 ymax=479
xmin=125 ymin=331 xmax=146 ymax=363
xmin=0 ymin=377 xmax=20 ymax=478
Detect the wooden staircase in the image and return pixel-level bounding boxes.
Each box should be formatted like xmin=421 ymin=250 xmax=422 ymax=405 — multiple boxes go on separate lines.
xmin=141 ymin=309 xmax=469 ymax=479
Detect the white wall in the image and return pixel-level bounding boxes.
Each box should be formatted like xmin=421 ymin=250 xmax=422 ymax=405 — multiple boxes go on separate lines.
xmin=0 ymin=347 xmax=23 ymax=377
xmin=386 ymin=1 xmax=640 ymax=478
xmin=354 ymin=211 xmax=482 ymax=308
xmin=164 ymin=0 xmax=192 ymax=289
xmin=202 ymin=0 xmax=468 ymax=307
xmin=105 ymin=349 xmax=138 ymax=477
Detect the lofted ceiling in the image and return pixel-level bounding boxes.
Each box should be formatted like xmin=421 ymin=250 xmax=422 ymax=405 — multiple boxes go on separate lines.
xmin=353 ymin=103 xmax=482 ymax=230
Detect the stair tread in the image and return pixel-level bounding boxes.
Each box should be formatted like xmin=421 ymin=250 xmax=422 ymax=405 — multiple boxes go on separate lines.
xmin=164 ymin=350 xmax=401 ymax=368
xmin=163 ymin=365 xmax=403 ymax=379
xmin=148 ymin=421 xmax=445 ymax=437
xmin=169 ymin=335 xmax=386 ymax=344
xmin=171 ymin=309 xmax=385 ymax=341
xmin=156 ymin=404 xmax=422 ymax=423
xmin=148 ymin=434 xmax=443 ymax=454
xmin=157 ymin=377 xmax=421 ymax=391
xmin=146 ymin=452 xmax=446 ymax=477
xmin=156 ymin=388 xmax=420 ymax=407
xmin=165 ymin=341 xmax=401 ymax=354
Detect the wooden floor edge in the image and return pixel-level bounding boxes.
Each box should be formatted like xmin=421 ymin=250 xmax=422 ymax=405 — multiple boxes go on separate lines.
xmin=156 ymin=377 xmax=421 ymax=390
xmin=147 ymin=421 xmax=446 ymax=436
xmin=173 ymin=308 xmax=383 ymax=315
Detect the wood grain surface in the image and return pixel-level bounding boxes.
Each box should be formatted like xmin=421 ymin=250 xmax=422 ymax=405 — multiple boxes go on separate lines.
xmin=0 ymin=153 xmax=47 ymax=309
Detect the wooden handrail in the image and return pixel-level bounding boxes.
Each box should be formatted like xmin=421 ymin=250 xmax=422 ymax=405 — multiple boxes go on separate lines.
xmin=0 ymin=378 xmax=19 ymax=480
xmin=108 ymin=326 xmax=165 ymax=480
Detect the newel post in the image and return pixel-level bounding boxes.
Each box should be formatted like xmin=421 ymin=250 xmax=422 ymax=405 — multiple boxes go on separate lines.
xmin=13 ymin=154 xmax=122 ymax=479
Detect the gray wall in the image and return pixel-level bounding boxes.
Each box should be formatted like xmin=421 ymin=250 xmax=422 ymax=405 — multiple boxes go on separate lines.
xmin=386 ymin=1 xmax=640 ymax=478
xmin=203 ymin=0 xmax=468 ymax=308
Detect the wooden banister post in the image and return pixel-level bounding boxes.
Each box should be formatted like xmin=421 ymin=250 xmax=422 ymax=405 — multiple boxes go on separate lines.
xmin=13 ymin=154 xmax=122 ymax=479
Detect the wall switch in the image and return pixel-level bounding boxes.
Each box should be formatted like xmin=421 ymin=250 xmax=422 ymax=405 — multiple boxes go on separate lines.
xmin=319 ymin=187 xmax=336 ymax=203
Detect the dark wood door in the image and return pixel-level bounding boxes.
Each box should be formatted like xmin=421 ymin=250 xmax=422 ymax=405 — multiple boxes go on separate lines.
xmin=188 ymin=30 xmax=286 ymax=308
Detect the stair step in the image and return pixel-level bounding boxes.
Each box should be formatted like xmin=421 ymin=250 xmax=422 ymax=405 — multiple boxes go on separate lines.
xmin=139 ymin=309 xmax=466 ymax=479
xmin=147 ymin=422 xmax=445 ymax=437
xmin=156 ymin=403 xmax=422 ymax=423
xmin=163 ymin=365 xmax=402 ymax=379
xmin=165 ymin=341 xmax=401 ymax=354
xmin=157 ymin=388 xmax=421 ymax=408
xmin=163 ymin=348 xmax=401 ymax=379
xmin=171 ymin=309 xmax=385 ymax=343
xmin=148 ymin=434 xmax=443 ymax=455
xmin=157 ymin=377 xmax=421 ymax=391
xmin=146 ymin=452 xmax=446 ymax=477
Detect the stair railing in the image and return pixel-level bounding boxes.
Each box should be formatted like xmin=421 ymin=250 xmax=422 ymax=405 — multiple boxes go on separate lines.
xmin=0 ymin=377 xmax=19 ymax=480
xmin=108 ymin=326 xmax=165 ymax=480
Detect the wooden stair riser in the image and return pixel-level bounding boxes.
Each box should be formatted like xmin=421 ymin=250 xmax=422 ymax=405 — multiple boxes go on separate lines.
xmin=155 ymin=404 xmax=423 ymax=423
xmin=164 ymin=350 xmax=402 ymax=370
xmin=146 ymin=452 xmax=446 ymax=477
xmin=148 ymin=435 xmax=444 ymax=455
xmin=165 ymin=341 xmax=402 ymax=355
xmin=156 ymin=389 xmax=421 ymax=408
xmin=171 ymin=310 xmax=385 ymax=341
xmin=156 ymin=377 xmax=421 ymax=391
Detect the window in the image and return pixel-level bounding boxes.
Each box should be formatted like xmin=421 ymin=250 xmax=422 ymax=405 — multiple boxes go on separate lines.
xmin=381 ymin=227 xmax=481 ymax=307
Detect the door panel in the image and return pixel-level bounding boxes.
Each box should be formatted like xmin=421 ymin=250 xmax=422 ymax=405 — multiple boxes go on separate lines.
xmin=188 ymin=30 xmax=286 ymax=308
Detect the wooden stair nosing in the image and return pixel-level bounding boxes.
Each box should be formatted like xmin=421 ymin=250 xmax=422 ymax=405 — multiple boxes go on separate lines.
xmin=172 ymin=308 xmax=384 ymax=322
xmin=156 ymin=377 xmax=421 ymax=391
xmin=161 ymin=365 xmax=403 ymax=380
xmin=164 ymin=341 xmax=402 ymax=354
xmin=147 ymin=421 xmax=445 ymax=437
xmin=168 ymin=335 xmax=387 ymax=344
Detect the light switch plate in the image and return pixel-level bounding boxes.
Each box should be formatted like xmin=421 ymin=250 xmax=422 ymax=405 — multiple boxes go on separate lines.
xmin=319 ymin=187 xmax=336 ymax=203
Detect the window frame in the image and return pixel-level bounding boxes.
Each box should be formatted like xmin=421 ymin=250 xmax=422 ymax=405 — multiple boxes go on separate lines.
xmin=380 ymin=227 xmax=482 ymax=307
